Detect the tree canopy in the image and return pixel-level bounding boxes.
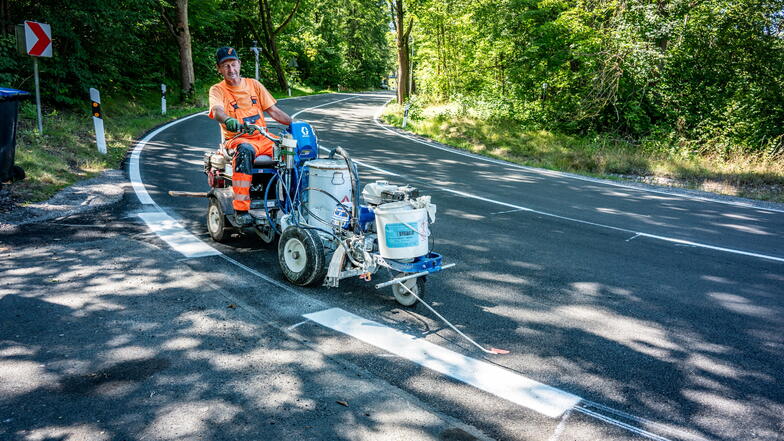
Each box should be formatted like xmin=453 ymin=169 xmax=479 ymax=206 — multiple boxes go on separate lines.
xmin=1 ymin=0 xmax=393 ymax=105
xmin=2 ymin=0 xmax=782 ymax=153
xmin=408 ymin=0 xmax=784 ymax=154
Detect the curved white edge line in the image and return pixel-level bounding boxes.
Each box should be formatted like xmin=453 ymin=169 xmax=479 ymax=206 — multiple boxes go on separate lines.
xmin=130 ymin=111 xmax=208 ymax=206
xmin=130 ymin=95 xmax=359 ymax=207
xmin=370 ymin=100 xmax=784 ymax=214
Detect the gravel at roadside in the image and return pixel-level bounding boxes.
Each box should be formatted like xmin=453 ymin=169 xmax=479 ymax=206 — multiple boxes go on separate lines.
xmin=0 ymin=169 xmax=126 ymax=231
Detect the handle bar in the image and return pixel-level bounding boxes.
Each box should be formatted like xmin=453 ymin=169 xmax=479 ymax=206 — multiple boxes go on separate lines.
xmin=230 ymin=124 xmax=280 ymax=143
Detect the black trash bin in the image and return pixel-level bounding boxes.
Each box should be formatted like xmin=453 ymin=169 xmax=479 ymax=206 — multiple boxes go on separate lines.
xmin=0 ymin=87 xmax=31 ymax=184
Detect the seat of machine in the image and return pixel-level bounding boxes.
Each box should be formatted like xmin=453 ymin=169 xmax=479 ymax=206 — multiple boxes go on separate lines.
xmin=253 ymin=155 xmax=276 ymax=168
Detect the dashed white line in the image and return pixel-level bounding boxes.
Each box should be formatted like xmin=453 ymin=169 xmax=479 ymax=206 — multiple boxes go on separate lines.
xmin=339 ymin=153 xmax=784 ymax=263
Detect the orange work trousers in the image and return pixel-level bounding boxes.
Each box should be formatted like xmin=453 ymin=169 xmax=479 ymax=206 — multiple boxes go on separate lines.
xmin=227 ymin=135 xmax=274 ymax=212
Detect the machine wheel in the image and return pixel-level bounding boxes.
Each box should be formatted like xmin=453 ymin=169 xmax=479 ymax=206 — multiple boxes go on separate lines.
xmin=207 ymin=197 xmax=230 ymax=242
xmin=391 ymin=274 xmax=426 ymax=307
xmin=278 ymin=226 xmax=326 ymax=286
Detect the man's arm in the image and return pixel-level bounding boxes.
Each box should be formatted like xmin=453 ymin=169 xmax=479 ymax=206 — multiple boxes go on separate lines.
xmin=265 ymin=105 xmax=293 ymax=126
xmin=211 ymin=105 xmax=242 ymax=132
xmin=211 ymin=105 xmax=231 ymax=124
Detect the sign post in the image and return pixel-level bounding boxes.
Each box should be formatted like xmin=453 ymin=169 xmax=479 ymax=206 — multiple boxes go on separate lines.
xmin=33 ymin=58 xmax=42 ymax=134
xmin=250 ymin=41 xmax=260 ymax=81
xmin=17 ymin=21 xmax=52 ymax=134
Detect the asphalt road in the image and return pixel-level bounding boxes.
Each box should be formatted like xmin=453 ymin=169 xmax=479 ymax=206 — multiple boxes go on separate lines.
xmin=136 ymin=92 xmax=784 ymax=441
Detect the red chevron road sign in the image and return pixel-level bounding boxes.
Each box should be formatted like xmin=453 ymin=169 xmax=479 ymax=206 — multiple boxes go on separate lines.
xmin=24 ymin=21 xmax=52 ymax=57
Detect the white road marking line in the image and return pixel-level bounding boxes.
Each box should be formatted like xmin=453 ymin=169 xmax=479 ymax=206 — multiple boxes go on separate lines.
xmin=292 ymin=95 xmax=359 ymax=119
xmin=326 ymin=150 xmax=783 ymax=262
xmin=137 ymin=211 xmax=220 ymax=258
xmin=441 ymin=187 xmax=784 ymax=263
xmin=130 ymin=111 xmax=207 ymax=206
xmin=490 ymin=208 xmax=528 ymax=215
xmin=318 ymin=145 xmax=401 ymax=176
xmin=303 ymin=307 xmax=582 ymax=419
xmin=579 ymin=400 xmax=707 ymax=441
xmin=369 ymin=98 xmax=784 ymax=214
xmin=287 ymin=320 xmax=310 ymax=331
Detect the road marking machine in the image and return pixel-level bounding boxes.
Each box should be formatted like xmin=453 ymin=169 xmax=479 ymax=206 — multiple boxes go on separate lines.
xmin=171 ymin=121 xmax=508 ymax=354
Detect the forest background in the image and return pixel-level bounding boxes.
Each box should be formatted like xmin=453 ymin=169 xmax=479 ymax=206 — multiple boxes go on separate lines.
xmin=1 ymin=0 xmax=783 ymax=203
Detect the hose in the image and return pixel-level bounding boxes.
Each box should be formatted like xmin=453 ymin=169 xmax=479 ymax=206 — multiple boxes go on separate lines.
xmin=328 ymin=147 xmax=361 ymax=234
xmin=301 ymin=186 xmax=352 ymax=227
xmin=263 ymin=172 xmax=282 ymax=234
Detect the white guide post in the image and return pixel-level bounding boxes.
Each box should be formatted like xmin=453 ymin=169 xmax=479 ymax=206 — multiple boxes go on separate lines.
xmin=89 ymin=88 xmax=107 ymax=154
xmin=161 ymin=83 xmax=167 ymax=115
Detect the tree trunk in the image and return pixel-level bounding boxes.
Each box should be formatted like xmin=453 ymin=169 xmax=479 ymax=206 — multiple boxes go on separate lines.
xmin=161 ymin=0 xmax=195 ymax=102
xmin=394 ymin=0 xmax=412 ymax=104
xmin=1 ymin=0 xmax=10 ymax=34
xmin=254 ymin=0 xmax=301 ymax=91
xmin=175 ymin=0 xmax=194 ymax=99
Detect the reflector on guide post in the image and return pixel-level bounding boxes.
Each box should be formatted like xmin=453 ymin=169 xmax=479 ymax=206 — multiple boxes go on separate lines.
xmin=90 ymin=88 xmax=107 ymax=154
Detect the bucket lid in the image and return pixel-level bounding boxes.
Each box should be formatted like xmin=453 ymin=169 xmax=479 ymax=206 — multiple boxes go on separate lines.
xmin=305 ymin=158 xmax=348 ymax=170
xmin=374 ymin=200 xmax=424 ymax=213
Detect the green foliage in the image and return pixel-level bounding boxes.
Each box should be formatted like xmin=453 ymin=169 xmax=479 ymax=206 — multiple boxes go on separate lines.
xmin=409 ymin=0 xmax=784 ymax=154
xmin=289 ymin=0 xmax=392 ymax=89
xmin=1 ymin=0 xmax=393 ymax=106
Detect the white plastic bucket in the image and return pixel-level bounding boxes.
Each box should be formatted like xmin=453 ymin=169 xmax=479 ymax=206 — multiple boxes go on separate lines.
xmin=304 ymin=159 xmax=352 ymax=226
xmin=374 ymin=201 xmax=429 ymax=260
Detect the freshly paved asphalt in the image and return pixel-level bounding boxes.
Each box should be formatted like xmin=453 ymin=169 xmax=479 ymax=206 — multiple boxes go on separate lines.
xmin=134 ymin=92 xmax=783 ymax=441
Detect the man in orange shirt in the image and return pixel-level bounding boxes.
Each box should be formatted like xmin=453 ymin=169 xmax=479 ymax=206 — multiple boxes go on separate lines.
xmin=209 ymin=46 xmax=293 ymax=226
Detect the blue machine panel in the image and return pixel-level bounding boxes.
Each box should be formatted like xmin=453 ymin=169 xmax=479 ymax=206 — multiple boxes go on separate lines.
xmin=288 ymin=121 xmax=318 ymax=164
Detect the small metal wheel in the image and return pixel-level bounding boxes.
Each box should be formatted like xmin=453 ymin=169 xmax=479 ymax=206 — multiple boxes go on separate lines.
xmin=207 ymin=197 xmax=229 ymax=242
xmin=392 ymin=274 xmax=426 ymax=307
xmin=278 ymin=226 xmax=326 ymax=286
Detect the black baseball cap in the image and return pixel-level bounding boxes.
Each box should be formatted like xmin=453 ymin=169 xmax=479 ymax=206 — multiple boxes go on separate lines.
xmin=216 ymin=46 xmax=239 ymax=65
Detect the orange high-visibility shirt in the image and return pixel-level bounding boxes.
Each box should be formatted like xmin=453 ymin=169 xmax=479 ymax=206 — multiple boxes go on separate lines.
xmin=208 ymin=78 xmax=277 ymax=150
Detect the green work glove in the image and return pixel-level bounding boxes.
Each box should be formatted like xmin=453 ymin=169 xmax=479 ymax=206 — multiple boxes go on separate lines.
xmin=240 ymin=123 xmax=257 ymax=134
xmin=224 ymin=117 xmax=240 ymax=132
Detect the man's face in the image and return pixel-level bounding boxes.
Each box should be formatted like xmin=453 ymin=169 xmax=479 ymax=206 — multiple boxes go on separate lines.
xmin=218 ymin=59 xmax=241 ymax=83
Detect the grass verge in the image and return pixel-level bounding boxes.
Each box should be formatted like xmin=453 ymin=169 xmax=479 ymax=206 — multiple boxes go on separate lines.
xmin=4 ymin=84 xmax=333 ymax=207
xmin=382 ymin=102 xmax=784 ymax=203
